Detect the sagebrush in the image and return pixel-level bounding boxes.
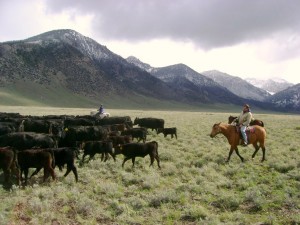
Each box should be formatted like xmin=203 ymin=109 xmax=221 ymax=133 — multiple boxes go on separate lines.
xmin=0 ymin=107 xmax=299 ymax=225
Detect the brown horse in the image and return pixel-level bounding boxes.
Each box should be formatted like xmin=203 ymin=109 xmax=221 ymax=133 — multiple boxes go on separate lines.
xmin=228 ymin=115 xmax=264 ymax=127
xmin=210 ymin=122 xmax=267 ymax=162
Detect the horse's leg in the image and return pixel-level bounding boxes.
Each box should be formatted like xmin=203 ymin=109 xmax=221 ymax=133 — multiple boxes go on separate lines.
xmin=261 ymin=146 xmax=266 ymax=162
xmin=251 ymin=143 xmax=260 ymax=159
xmin=226 ymin=147 xmax=234 ymax=162
xmin=235 ymin=147 xmax=244 ymax=162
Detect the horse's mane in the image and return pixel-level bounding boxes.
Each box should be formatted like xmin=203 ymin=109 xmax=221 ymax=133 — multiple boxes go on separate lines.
xmin=219 ymin=122 xmax=237 ymax=132
xmin=215 ymin=122 xmax=234 ymax=129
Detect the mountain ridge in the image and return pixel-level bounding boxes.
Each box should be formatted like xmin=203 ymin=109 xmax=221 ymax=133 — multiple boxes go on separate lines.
xmin=127 ymin=56 xmax=300 ymax=112
xmin=0 ymin=29 xmax=299 ymax=112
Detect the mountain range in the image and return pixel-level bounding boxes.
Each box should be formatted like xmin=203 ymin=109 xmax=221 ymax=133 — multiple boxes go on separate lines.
xmin=0 ymin=29 xmax=299 ymax=113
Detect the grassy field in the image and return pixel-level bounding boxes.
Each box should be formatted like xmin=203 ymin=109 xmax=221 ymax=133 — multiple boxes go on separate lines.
xmin=0 ymin=107 xmax=299 ymax=225
xmin=1 ymin=83 xmax=240 ymax=111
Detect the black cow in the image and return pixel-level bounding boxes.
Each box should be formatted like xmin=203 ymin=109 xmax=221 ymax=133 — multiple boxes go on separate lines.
xmin=114 ymin=141 xmax=160 ymax=168
xmin=109 ymin=123 xmax=127 ymax=132
xmin=121 ymin=128 xmax=147 ymax=143
xmin=134 ymin=117 xmax=164 ymax=133
xmin=81 ymin=141 xmax=114 ymax=163
xmin=59 ymin=126 xmax=108 ymax=147
xmin=30 ymin=147 xmax=79 ymax=182
xmin=0 ymin=147 xmax=20 ymax=185
xmin=0 ymin=122 xmax=17 ymax=135
xmin=0 ymin=132 xmax=57 ymax=150
xmin=18 ymin=118 xmax=63 ymax=136
xmin=95 ymin=116 xmax=133 ymax=128
xmin=19 ymin=119 xmax=51 ymax=133
xmin=18 ymin=149 xmax=56 ymax=185
xmin=47 ymin=119 xmax=64 ymax=137
xmin=63 ymin=117 xmax=95 ymax=128
xmin=157 ymin=127 xmax=177 ymax=139
xmin=0 ymin=112 xmax=22 ymax=121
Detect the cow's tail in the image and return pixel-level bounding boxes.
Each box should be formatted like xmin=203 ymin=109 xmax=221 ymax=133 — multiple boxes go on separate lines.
xmin=13 ymin=149 xmax=19 ymax=169
xmin=49 ymin=149 xmax=55 ymax=169
xmin=153 ymin=141 xmax=159 ymax=155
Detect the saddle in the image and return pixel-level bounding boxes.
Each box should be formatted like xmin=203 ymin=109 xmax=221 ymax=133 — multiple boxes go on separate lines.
xmin=235 ymin=125 xmax=256 ymax=144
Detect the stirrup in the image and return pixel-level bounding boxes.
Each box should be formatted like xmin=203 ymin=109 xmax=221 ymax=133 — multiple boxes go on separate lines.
xmin=242 ymin=141 xmax=248 ymax=146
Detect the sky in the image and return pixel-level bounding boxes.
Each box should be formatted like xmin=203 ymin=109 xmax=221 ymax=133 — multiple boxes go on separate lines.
xmin=1 ymin=0 xmax=300 ymax=84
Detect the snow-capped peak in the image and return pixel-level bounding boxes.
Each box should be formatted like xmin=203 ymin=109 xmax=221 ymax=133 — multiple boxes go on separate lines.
xmin=25 ymin=29 xmax=117 ymax=61
xmin=126 ymin=56 xmax=154 ymax=73
xmin=245 ymin=77 xmax=293 ymax=94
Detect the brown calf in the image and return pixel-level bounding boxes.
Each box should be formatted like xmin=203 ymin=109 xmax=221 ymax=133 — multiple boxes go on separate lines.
xmin=18 ymin=149 xmax=56 ymax=185
xmin=0 ymin=147 xmax=20 ymax=185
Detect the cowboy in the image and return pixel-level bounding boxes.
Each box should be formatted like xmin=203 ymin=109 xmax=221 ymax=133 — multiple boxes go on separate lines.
xmin=236 ymin=104 xmax=252 ymax=146
xmin=98 ymin=104 xmax=104 ymax=114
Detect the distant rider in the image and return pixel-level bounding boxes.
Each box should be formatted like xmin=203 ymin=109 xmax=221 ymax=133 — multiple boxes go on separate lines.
xmin=98 ymin=104 xmax=104 ymax=114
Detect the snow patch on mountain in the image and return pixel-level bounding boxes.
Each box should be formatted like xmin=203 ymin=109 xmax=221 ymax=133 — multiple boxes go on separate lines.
xmin=126 ymin=56 xmax=155 ymax=73
xmin=202 ymin=70 xmax=271 ymax=101
xmin=25 ymin=29 xmax=118 ymax=62
xmin=245 ymin=77 xmax=293 ymax=94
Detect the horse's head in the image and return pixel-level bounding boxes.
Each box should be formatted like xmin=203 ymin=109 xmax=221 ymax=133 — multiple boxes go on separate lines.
xmin=228 ymin=116 xmax=237 ymax=124
xmin=210 ymin=122 xmax=222 ymax=138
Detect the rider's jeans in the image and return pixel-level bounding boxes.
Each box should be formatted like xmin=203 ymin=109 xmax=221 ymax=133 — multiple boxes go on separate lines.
xmin=240 ymin=125 xmax=247 ymax=143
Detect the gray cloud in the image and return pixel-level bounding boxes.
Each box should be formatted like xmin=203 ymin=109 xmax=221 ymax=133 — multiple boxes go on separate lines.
xmin=43 ymin=0 xmax=300 ymax=50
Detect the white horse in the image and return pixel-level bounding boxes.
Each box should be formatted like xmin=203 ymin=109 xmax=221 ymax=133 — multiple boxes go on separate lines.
xmin=90 ymin=110 xmax=110 ymax=119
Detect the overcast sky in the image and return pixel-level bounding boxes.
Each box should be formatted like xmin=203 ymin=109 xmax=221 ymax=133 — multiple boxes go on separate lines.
xmin=1 ymin=0 xmax=300 ymax=84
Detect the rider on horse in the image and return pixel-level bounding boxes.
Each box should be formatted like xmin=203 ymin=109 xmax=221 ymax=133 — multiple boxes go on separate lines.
xmin=236 ymin=104 xmax=252 ymax=146
xmin=99 ymin=104 xmax=104 ymax=114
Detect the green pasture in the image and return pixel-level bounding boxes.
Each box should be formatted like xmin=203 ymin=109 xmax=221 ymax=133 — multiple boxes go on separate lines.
xmin=0 ymin=108 xmax=299 ymax=225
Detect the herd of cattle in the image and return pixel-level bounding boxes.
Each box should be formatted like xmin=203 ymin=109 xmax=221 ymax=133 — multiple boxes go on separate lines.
xmin=0 ymin=112 xmax=177 ymax=186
